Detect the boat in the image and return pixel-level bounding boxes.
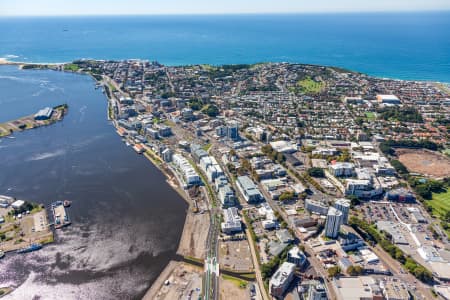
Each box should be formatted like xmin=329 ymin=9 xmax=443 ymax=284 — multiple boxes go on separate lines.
xmin=51 ymin=201 xmax=71 ymax=229
xmin=16 ymin=243 xmax=42 ymax=254
xmin=63 ymin=200 xmax=72 ymax=207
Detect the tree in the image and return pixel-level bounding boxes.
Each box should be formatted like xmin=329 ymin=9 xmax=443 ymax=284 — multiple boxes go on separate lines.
xmin=276 ymin=152 xmax=285 ymax=163
xmin=203 ymin=104 xmax=219 ymax=117
xmin=328 ymin=266 xmax=341 ymax=277
xmin=347 ymin=265 xmax=363 ymax=276
xmin=279 ymin=191 xmax=295 ymax=202
xmin=347 ymin=195 xmax=360 ymax=207
xmin=307 ymin=167 xmax=325 ymax=178
xmin=415 ymin=184 xmax=432 ymax=200
xmin=391 ymin=160 xmax=409 ymax=175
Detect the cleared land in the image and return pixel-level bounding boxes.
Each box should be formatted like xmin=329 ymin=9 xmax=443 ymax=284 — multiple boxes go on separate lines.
xmin=177 ymin=210 xmax=210 ymax=259
xmin=142 ymin=261 xmax=202 ymax=300
xmin=219 ymin=239 xmax=254 ymax=272
xmin=396 ymin=148 xmax=450 ymax=178
xmin=219 ymin=274 xmax=250 ymax=300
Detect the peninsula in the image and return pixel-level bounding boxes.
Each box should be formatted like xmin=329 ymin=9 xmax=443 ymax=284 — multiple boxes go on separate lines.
xmin=0 ymin=104 xmax=68 ymax=138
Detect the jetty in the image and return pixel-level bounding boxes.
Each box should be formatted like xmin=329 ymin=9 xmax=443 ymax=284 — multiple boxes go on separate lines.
xmin=51 ymin=201 xmax=71 ymax=229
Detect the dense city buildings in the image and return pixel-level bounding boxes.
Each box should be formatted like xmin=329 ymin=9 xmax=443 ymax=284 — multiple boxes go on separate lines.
xmin=55 ymin=59 xmax=450 ymax=300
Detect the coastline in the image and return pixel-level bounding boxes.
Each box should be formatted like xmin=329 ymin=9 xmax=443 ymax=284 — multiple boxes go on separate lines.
xmin=1 ymin=58 xmax=450 ymax=84
xmin=94 ymin=70 xmax=204 ymax=296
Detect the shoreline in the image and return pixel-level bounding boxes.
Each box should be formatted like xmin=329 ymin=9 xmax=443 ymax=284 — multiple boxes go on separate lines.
xmin=1 ymin=58 xmax=450 ymax=84
xmin=95 ymin=73 xmax=203 ymax=295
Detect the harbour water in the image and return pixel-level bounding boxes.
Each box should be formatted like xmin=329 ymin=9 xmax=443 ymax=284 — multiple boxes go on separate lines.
xmin=0 ymin=12 xmax=449 ymax=82
xmin=0 ymin=65 xmax=188 ymax=299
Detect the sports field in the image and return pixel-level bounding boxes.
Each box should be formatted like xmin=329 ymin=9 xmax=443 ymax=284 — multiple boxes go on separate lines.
xmin=428 ymin=189 xmax=450 ymax=219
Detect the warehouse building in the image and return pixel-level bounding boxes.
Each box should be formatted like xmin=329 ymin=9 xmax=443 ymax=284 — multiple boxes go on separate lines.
xmin=34 ymin=107 xmax=53 ymax=120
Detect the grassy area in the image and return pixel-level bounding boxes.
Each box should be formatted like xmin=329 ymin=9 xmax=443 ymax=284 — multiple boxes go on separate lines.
xmin=144 ymin=151 xmax=163 ymax=166
xmin=222 ymin=274 xmax=248 ymax=289
xmin=108 ymin=83 xmax=117 ymax=92
xmin=365 ymin=112 xmax=376 ymax=121
xmin=184 ymin=255 xmax=205 ymax=265
xmin=202 ymin=143 xmax=212 ymax=151
xmin=163 ymin=119 xmax=175 ymax=127
xmin=296 ymin=77 xmax=325 ymax=94
xmin=63 ymin=63 xmax=79 ymax=72
xmin=428 ymin=189 xmax=450 ymax=219
xmin=0 ymin=287 xmax=12 ymax=297
xmin=39 ymin=234 xmax=54 ymax=245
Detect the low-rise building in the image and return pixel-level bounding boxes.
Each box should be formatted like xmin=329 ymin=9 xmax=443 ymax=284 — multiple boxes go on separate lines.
xmin=380 ymin=279 xmax=410 ymax=300
xmin=276 ymin=229 xmax=294 ymax=244
xmin=34 ymin=107 xmax=53 ymax=120
xmin=173 ymin=154 xmax=201 ymax=186
xmin=269 ymin=262 xmax=296 ymax=298
xmin=287 ymin=246 xmax=307 ymax=268
xmin=218 ymin=184 xmax=236 ymax=207
xmin=329 ymin=162 xmax=354 ymax=177
xmin=338 ymin=232 xmax=365 ymax=251
xmin=334 ymin=276 xmax=383 ymax=300
xmin=236 ymin=176 xmax=264 ymax=203
xmin=305 ymin=199 xmax=329 ymax=216
xmin=299 ymin=280 xmax=328 ymax=300
xmin=221 ymin=207 xmax=242 ymax=234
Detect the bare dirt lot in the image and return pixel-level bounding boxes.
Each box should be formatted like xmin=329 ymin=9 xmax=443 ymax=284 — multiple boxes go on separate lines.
xmin=143 ymin=261 xmax=202 ymax=300
xmin=219 ymin=275 xmax=250 ymax=300
xmin=219 ymin=239 xmax=254 ymax=272
xmin=177 ymin=210 xmax=210 ymax=259
xmin=396 ymin=148 xmax=450 ymax=178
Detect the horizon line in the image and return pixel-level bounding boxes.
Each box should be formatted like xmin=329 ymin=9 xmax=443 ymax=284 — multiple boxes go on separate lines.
xmin=1 ymin=9 xmax=450 ymax=17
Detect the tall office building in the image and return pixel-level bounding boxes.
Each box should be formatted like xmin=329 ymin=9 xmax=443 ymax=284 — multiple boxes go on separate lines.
xmin=227 ymin=121 xmax=239 ymax=141
xmin=334 ymin=198 xmax=351 ymax=224
xmin=325 ymin=207 xmax=343 ymax=239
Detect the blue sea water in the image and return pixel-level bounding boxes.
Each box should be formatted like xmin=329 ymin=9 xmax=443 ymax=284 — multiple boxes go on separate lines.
xmin=0 ymin=12 xmax=449 ymax=81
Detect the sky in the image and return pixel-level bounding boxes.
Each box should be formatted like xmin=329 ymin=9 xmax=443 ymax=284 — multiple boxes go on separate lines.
xmin=1 ymin=0 xmax=450 ymax=16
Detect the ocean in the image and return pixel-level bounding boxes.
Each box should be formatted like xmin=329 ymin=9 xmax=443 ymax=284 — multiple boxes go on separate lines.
xmin=0 ymin=12 xmax=449 ymax=82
